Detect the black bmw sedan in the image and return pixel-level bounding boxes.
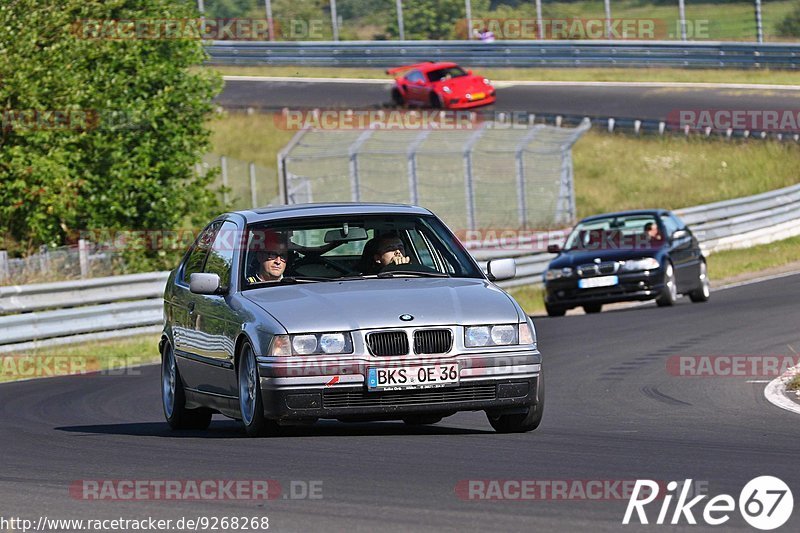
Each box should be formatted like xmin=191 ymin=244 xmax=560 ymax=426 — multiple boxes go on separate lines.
xmin=543 ymin=210 xmax=710 ymax=316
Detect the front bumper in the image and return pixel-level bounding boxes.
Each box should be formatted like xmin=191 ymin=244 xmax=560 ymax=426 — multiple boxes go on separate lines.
xmin=545 ymin=270 xmax=665 ymax=308
xmin=257 ymin=349 xmax=541 ymax=421
xmin=445 ymin=92 xmax=496 ymax=109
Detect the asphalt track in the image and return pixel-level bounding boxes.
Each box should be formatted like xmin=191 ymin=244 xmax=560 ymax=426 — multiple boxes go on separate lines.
xmin=2 ymin=273 xmax=799 ymax=532
xmin=217 ymin=78 xmax=800 ymax=121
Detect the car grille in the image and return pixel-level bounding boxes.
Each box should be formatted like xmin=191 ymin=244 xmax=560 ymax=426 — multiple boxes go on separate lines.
xmin=577 ymin=261 xmax=620 ymax=277
xmin=413 ymin=329 xmax=452 ymax=355
xmin=367 ymin=331 xmax=409 ymax=356
xmin=322 ymin=384 xmax=497 ymax=409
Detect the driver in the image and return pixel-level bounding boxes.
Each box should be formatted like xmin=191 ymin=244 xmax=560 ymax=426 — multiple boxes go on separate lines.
xmin=362 ymin=235 xmax=410 ymax=274
xmin=247 ymin=232 xmax=288 ymax=283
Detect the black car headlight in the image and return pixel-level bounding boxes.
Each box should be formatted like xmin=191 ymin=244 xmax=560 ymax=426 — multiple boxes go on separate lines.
xmin=465 ymin=324 xmax=523 ymax=347
xmin=269 ymin=333 xmax=353 ymax=356
xmin=621 ymin=258 xmax=660 ymax=272
xmin=545 ymin=267 xmax=573 ymax=281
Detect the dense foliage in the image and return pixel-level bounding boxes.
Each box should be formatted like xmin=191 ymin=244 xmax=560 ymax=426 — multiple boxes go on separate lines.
xmin=0 ymin=0 xmax=222 ymax=270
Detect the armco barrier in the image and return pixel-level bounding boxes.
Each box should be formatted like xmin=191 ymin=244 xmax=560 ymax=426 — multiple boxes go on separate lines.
xmin=206 ymin=40 xmax=800 ymax=69
xmin=1 ymin=182 xmax=799 ymax=348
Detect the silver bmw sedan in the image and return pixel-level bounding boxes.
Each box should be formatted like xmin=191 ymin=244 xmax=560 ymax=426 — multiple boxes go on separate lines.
xmin=160 ymin=203 xmax=543 ymax=437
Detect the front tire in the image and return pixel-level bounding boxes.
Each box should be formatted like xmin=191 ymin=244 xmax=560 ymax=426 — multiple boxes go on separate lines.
xmin=161 ymin=342 xmax=212 ymax=430
xmin=689 ymin=260 xmax=710 ymax=303
xmin=430 ymin=93 xmax=442 ymax=109
xmin=391 ymin=87 xmax=404 ymax=107
xmin=487 ymin=375 xmax=544 ymax=433
xmin=545 ymin=303 xmax=566 ymax=317
xmin=655 ymin=262 xmax=678 ymax=307
xmin=238 ymin=342 xmax=280 ymax=438
xmin=583 ymin=303 xmax=602 ymax=314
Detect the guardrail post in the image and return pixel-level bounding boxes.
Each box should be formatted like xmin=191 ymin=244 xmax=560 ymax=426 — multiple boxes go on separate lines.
xmin=38 ymin=245 xmax=49 ymax=276
xmin=329 ymin=0 xmax=339 ymax=41
xmin=754 ymin=0 xmax=764 ymax=43
xmin=0 ymin=251 xmax=8 ymax=284
xmin=249 ymin=162 xmax=258 ymax=208
xmin=78 ymin=239 xmax=89 ymax=279
xmin=220 ymin=155 xmax=230 ymax=205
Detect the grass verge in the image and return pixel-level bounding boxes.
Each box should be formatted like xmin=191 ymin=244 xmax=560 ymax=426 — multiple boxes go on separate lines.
xmin=210 ymin=65 xmax=800 ymax=86
xmin=706 ymin=235 xmax=800 ymax=281
xmin=787 ymin=376 xmax=800 ymax=391
xmin=0 ymin=335 xmax=161 ymax=383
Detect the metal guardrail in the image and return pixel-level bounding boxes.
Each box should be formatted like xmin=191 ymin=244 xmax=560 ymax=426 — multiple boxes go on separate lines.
xmin=2 ymin=182 xmax=799 ymax=347
xmin=206 ymin=40 xmax=800 ymax=69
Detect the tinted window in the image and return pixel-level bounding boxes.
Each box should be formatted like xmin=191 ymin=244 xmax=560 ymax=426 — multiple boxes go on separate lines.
xmin=427 ymin=67 xmax=467 ymax=82
xmin=182 ymin=222 xmax=220 ymax=283
xmin=405 ymin=70 xmax=424 ymax=83
xmin=203 ymin=221 xmax=237 ymax=289
xmin=660 ymin=215 xmax=679 ymax=237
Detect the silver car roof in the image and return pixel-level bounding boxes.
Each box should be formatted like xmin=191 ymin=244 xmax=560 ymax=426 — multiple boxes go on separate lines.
xmin=230 ymin=202 xmax=434 ymax=224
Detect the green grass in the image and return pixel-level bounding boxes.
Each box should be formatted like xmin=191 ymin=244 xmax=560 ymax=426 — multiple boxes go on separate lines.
xmin=788 ymin=375 xmax=800 ymax=391
xmin=0 ymin=335 xmax=160 ymax=383
xmin=706 ymin=234 xmax=800 ymax=280
xmin=211 ymin=65 xmax=800 ymax=86
xmin=508 ymin=285 xmax=548 ymax=315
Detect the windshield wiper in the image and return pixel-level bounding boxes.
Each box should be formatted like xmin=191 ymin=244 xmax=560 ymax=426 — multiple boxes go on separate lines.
xmin=376 ymin=271 xmax=449 ymax=278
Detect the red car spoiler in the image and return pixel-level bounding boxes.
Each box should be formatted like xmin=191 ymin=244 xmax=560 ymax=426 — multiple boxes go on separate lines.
xmin=385 ymin=61 xmax=435 ymax=75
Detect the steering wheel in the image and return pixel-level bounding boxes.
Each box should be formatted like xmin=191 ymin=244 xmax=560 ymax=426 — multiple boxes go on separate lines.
xmin=291 ymin=253 xmax=358 ymax=276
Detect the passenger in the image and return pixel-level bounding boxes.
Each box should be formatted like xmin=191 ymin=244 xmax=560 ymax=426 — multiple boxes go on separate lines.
xmin=360 ymin=235 xmax=410 ymax=274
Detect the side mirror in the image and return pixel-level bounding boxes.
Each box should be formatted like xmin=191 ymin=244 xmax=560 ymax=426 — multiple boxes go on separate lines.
xmin=487 ymin=258 xmax=516 ymax=281
xmin=671 ymin=229 xmax=688 ymax=241
xmin=547 ymin=244 xmax=561 ymax=254
xmin=190 ymin=272 xmax=221 ymax=295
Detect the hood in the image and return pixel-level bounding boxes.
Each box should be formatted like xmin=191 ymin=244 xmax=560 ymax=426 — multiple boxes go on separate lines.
xmin=243 ymin=278 xmax=520 ymax=333
xmin=440 ymin=75 xmax=491 ymax=94
xmin=549 ymin=247 xmax=664 ymax=269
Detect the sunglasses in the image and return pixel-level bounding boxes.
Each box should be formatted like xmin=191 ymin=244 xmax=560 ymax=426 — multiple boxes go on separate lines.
xmin=260 ymin=250 xmax=287 ymax=262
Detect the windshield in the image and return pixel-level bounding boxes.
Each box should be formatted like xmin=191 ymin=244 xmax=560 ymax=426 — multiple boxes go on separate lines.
xmin=427 ymin=67 xmax=467 ymax=82
xmin=242 ymin=214 xmax=483 ymax=288
xmin=564 ymin=214 xmax=664 ymax=251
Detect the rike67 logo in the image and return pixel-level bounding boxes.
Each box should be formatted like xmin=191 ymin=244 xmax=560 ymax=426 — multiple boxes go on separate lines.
xmin=623 ymin=476 xmax=793 ymax=530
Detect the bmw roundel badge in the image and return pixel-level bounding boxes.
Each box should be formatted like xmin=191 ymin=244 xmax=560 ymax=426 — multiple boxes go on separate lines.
xmin=399 ymin=314 xmax=414 ymax=321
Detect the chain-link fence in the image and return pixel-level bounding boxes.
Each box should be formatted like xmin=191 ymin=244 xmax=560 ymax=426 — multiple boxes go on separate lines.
xmin=0 ymin=242 xmax=124 ymax=286
xmin=278 ymin=118 xmax=590 ymax=235
xmin=195 ymin=0 xmax=796 ymax=43
xmin=199 ymin=154 xmax=279 ymax=210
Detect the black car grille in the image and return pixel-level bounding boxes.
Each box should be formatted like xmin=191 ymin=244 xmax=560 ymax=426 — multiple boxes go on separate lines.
xmin=413 ymin=329 xmax=452 ymax=355
xmin=577 ymin=261 xmax=619 ymax=277
xmin=367 ymin=331 xmax=409 ymax=356
xmin=322 ymin=384 xmax=497 ymax=409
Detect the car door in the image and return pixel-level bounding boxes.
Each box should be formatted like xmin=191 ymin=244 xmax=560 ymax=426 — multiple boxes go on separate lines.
xmin=405 ymin=70 xmax=427 ymax=104
xmin=662 ymin=214 xmax=694 ymax=290
xmin=189 ymin=220 xmax=241 ymax=396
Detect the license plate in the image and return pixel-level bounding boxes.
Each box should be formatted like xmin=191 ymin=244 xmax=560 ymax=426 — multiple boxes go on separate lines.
xmin=578 ymin=275 xmax=619 ymax=289
xmin=470 ymin=92 xmax=486 ymax=100
xmin=368 ymin=363 xmax=459 ymax=391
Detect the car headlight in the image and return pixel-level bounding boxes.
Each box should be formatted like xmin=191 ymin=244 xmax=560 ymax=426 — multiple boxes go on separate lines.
xmin=270 ymin=332 xmax=353 ymax=356
xmin=545 ymin=267 xmax=573 ymax=281
xmin=621 ymin=258 xmax=660 ymax=272
xmin=442 ymin=86 xmax=452 ymax=93
xmin=483 ymin=78 xmax=491 ymax=85
xmin=465 ymin=324 xmax=519 ymax=347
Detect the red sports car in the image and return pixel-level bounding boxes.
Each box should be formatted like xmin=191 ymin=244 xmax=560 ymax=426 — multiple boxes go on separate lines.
xmin=387 ymin=61 xmax=496 ymax=109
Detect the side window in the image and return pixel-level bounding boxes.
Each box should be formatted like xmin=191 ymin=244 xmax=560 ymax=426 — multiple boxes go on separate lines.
xmin=408 ymin=229 xmax=436 ymax=269
xmin=660 ymin=215 xmax=679 ymax=237
xmin=182 ymin=222 xmax=220 ymax=283
xmin=204 ymin=221 xmax=237 ymax=289
xmin=405 ymin=70 xmax=423 ymax=83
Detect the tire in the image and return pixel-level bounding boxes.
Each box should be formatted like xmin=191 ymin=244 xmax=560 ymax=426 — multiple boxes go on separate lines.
xmin=583 ymin=303 xmax=602 ymax=314
xmin=238 ymin=342 xmax=280 ymax=438
xmin=391 ymin=87 xmax=404 ymax=107
xmin=430 ymin=93 xmax=442 ymax=109
xmin=689 ymin=260 xmax=710 ymax=303
xmin=655 ymin=261 xmax=678 ymax=307
xmin=161 ymin=342 xmax=212 ymax=430
xmin=403 ymin=415 xmax=443 ymax=426
xmin=487 ymin=375 xmax=544 ymax=433
xmin=545 ymin=304 xmax=566 ymax=317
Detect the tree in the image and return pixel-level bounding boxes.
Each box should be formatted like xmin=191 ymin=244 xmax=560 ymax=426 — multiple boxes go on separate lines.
xmin=386 ymin=0 xmax=489 ymax=40
xmin=0 ymin=0 xmax=222 ymax=270
xmin=778 ymin=3 xmax=800 ymax=37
